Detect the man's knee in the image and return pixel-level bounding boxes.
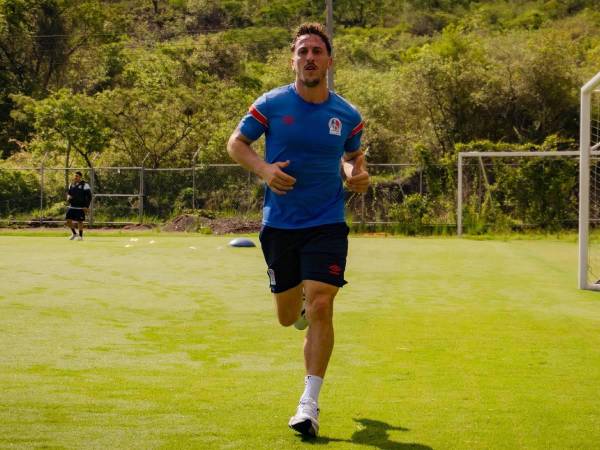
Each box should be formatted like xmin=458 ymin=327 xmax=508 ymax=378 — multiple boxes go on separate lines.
xmin=277 ymin=312 xmax=297 ymax=327
xmin=304 ymin=280 xmax=337 ymax=321
xmin=274 ymin=285 xmax=303 ymax=327
xmin=307 ymin=295 xmax=334 ymax=321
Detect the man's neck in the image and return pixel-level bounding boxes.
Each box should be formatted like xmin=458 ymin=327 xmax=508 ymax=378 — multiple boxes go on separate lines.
xmin=294 ymin=80 xmax=329 ymax=104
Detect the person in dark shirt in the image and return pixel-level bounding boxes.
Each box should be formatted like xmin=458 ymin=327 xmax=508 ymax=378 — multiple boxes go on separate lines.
xmin=65 ymin=171 xmax=92 ymax=241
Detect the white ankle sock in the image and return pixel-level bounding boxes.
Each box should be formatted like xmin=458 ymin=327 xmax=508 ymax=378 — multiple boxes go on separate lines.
xmin=300 ymin=375 xmax=323 ymax=403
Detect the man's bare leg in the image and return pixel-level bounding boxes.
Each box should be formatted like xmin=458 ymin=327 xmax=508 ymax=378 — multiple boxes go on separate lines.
xmin=288 ymin=279 xmax=338 ymax=437
xmin=303 ymin=280 xmax=337 ymax=378
xmin=273 ymin=283 xmax=304 ymax=326
xmin=66 ymin=219 xmax=77 ymax=239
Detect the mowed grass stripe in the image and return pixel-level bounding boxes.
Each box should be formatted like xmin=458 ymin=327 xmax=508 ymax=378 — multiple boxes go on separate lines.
xmin=0 ymin=235 xmax=599 ymax=449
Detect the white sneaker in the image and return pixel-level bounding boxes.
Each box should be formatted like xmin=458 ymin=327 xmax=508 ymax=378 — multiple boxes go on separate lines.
xmin=68 ymin=235 xmax=77 ymax=240
xmin=289 ymin=398 xmax=319 ymax=437
xmin=293 ymin=293 xmax=308 ymax=330
xmin=76 ymin=236 xmax=83 ymax=241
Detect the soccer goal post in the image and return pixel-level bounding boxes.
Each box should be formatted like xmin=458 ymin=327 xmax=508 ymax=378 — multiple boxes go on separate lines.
xmin=579 ymin=71 xmax=600 ymax=290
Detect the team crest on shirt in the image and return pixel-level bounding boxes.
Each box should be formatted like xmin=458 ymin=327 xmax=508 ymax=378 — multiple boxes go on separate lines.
xmin=328 ymin=117 xmax=342 ymax=136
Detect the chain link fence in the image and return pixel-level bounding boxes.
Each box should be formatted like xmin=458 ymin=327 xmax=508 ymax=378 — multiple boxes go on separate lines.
xmin=0 ymin=163 xmax=441 ymax=228
xmin=1 ymin=158 xmax=584 ymax=234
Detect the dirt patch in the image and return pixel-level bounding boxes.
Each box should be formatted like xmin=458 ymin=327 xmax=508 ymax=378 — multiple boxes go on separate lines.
xmin=122 ymin=224 xmax=155 ymax=231
xmin=27 ymin=218 xmax=62 ymax=227
xmin=162 ymin=214 xmax=200 ymax=232
xmin=4 ymin=214 xmax=261 ymax=234
xmin=162 ymin=214 xmax=261 ymax=234
xmin=206 ymin=217 xmax=261 ymax=234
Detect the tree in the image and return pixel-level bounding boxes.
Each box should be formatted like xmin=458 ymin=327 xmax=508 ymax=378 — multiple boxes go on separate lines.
xmin=0 ymin=0 xmax=111 ymax=156
xmin=98 ymin=86 xmax=200 ymax=168
xmin=11 ymin=89 xmax=111 ymax=186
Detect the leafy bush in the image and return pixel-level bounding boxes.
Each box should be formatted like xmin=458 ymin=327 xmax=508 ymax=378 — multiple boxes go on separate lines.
xmin=389 ymin=193 xmax=430 ymax=235
xmin=0 ymin=170 xmax=39 ymax=216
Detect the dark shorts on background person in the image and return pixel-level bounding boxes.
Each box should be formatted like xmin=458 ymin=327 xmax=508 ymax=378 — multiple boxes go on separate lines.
xmin=259 ymin=222 xmax=349 ymax=293
xmin=65 ymin=207 xmax=85 ymax=222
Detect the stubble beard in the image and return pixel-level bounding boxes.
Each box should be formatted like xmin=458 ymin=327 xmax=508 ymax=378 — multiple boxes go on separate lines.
xmin=302 ymin=78 xmax=321 ymax=88
xmin=300 ymin=70 xmax=326 ymax=88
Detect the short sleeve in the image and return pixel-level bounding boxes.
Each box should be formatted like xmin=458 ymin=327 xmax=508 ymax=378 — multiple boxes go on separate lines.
xmin=344 ymin=119 xmax=364 ymax=152
xmin=237 ymin=94 xmax=269 ymax=142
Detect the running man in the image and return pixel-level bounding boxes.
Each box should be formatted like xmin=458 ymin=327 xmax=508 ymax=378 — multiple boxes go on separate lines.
xmin=227 ymin=22 xmax=369 ymax=437
xmin=65 ymin=171 xmax=92 ymax=240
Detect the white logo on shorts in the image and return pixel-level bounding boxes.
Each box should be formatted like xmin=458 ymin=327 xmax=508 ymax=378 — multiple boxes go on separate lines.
xmin=267 ymin=268 xmax=276 ymax=286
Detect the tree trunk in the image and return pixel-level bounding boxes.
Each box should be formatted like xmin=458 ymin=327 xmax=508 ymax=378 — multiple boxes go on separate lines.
xmin=74 ymin=146 xmax=102 ymax=192
xmin=65 ymin=138 xmax=71 ymax=189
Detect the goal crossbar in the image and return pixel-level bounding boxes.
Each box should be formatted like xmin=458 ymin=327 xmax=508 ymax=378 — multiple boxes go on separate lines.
xmin=457 ymin=150 xmax=593 ymax=237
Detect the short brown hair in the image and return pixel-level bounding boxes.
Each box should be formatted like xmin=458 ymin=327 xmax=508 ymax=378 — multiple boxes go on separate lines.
xmin=290 ymin=22 xmax=332 ymax=55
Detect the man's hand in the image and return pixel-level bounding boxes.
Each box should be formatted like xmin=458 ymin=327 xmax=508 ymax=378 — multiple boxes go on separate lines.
xmin=259 ymin=160 xmax=296 ymax=195
xmin=343 ymin=152 xmax=369 ymax=193
xmin=227 ymin=132 xmax=296 ymax=195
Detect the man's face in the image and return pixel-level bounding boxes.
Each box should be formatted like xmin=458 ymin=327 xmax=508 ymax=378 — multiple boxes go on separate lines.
xmin=291 ymin=34 xmax=332 ymax=88
xmin=73 ymin=173 xmax=81 ymax=183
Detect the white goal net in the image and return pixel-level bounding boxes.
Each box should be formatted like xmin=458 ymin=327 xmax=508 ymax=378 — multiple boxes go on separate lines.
xmin=457 ymin=151 xmax=580 ymax=235
xmin=579 ymin=72 xmax=600 ymax=290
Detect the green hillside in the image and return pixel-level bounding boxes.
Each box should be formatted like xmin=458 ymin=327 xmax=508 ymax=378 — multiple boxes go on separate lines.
xmin=1 ymin=0 xmax=599 ymax=231
xmin=2 ymin=0 xmax=599 ymax=164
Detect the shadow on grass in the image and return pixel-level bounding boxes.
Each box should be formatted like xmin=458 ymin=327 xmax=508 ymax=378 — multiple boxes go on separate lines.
xmin=295 ymin=417 xmax=433 ymax=449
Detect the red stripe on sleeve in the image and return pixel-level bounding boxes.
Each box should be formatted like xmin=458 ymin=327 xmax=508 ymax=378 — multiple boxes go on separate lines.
xmin=249 ymin=105 xmax=268 ymax=127
xmin=349 ymin=121 xmax=364 ymax=138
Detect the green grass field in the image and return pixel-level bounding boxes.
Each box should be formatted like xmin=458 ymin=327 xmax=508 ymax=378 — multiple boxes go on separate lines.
xmin=1 ymin=232 xmax=599 ymax=449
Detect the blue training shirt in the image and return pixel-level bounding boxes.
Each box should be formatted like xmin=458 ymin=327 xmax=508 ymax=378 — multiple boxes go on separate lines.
xmin=238 ymin=83 xmax=364 ymax=229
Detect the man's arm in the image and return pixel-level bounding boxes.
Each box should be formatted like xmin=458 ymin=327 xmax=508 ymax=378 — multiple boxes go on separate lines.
xmin=342 ymin=149 xmax=369 ymax=194
xmin=227 ymin=130 xmax=296 ymax=195
xmin=83 ymin=183 xmax=92 ymax=211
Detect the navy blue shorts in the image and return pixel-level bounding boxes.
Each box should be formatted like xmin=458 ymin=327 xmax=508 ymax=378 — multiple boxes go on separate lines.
xmin=259 ymin=222 xmax=349 ymax=293
xmin=65 ymin=207 xmax=85 ymax=222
